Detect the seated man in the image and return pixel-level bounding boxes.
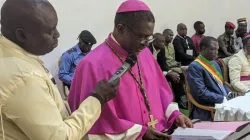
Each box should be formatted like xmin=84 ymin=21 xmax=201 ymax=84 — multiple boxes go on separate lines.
xmin=173 ymin=23 xmax=198 ymax=66
xmin=234 ymin=18 xmax=248 ymax=52
xmin=229 ymin=35 xmax=250 ymax=93
xmin=187 ymin=36 xmax=240 ymax=121
xmin=0 ymin=0 xmax=119 ymax=139
xmin=191 ymin=21 xmax=205 ymax=53
xmin=58 ymin=30 xmax=96 ymax=89
xmin=217 ymin=22 xmax=236 ymax=59
xmin=148 ymin=33 xmax=187 ymax=109
xmin=68 ymin=1 xmax=193 ymax=139
xmin=163 ymin=29 xmax=182 ymax=73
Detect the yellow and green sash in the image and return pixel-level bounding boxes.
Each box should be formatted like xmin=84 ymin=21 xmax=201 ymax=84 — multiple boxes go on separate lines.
xmin=195 ymin=55 xmax=223 ymax=84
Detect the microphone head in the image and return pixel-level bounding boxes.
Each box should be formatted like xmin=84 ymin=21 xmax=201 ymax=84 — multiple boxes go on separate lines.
xmin=125 ymin=54 xmax=137 ymax=67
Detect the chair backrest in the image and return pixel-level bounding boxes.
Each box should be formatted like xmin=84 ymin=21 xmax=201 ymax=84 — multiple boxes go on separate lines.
xmin=215 ymin=58 xmax=230 ymax=83
xmin=58 ymin=56 xmax=69 ymax=100
xmin=58 ymin=56 xmax=62 ymax=68
xmin=181 ymin=68 xmax=193 ymax=115
xmin=181 ymin=68 xmax=216 ymax=119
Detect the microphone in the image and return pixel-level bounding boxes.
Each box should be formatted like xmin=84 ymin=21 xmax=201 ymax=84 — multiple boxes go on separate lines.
xmin=108 ymin=54 xmax=137 ymax=83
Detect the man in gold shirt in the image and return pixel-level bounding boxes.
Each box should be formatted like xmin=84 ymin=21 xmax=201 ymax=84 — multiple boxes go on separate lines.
xmin=163 ymin=29 xmax=182 ymax=73
xmin=0 ymin=0 xmax=119 ymax=140
xmin=162 ymin=29 xmax=187 ymax=109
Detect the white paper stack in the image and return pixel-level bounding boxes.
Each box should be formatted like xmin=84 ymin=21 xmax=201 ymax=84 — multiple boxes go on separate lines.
xmin=172 ymin=128 xmax=233 ymax=140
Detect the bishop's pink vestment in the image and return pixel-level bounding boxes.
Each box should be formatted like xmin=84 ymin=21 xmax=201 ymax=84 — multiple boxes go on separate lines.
xmin=68 ymin=34 xmax=181 ymax=139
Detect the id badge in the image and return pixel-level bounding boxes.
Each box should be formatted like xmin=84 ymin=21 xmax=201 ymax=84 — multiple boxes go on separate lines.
xmin=186 ymin=49 xmax=193 ymax=56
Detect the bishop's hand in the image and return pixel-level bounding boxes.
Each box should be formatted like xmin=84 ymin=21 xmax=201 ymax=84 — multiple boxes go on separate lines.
xmin=143 ymin=127 xmax=172 ymax=140
xmin=175 ymin=114 xmax=193 ymax=128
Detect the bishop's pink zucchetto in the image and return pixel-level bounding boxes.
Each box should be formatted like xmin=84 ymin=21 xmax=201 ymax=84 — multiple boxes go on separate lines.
xmin=116 ymin=0 xmax=151 ymax=13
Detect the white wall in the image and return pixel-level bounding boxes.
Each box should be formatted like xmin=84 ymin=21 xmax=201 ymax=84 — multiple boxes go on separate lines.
xmin=1 ymin=0 xmax=250 ymax=93
xmin=44 ymin=0 xmax=250 ymax=70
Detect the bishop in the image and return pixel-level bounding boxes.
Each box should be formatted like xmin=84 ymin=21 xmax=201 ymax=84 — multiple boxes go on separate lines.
xmin=68 ymin=0 xmax=193 ymax=139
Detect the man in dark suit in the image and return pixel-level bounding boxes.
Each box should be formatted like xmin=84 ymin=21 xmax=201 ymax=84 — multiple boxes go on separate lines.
xmin=173 ymin=23 xmax=198 ymax=66
xmin=148 ymin=33 xmax=187 ymax=109
xmin=187 ymin=36 xmax=242 ymax=121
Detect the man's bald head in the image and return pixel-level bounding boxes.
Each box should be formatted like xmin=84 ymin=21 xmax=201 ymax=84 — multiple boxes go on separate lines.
xmin=177 ymin=23 xmax=187 ymax=37
xmin=1 ymin=0 xmax=60 ymax=55
xmin=163 ymin=29 xmax=172 ymax=36
xmin=177 ymin=23 xmax=187 ymax=29
xmin=2 ymin=0 xmax=51 ymax=32
xmin=152 ymin=33 xmax=165 ymax=50
xmin=153 ymin=33 xmax=164 ymax=39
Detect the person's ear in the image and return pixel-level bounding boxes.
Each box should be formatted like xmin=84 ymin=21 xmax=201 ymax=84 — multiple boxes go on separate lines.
xmin=15 ymin=28 xmax=27 ymax=44
xmin=116 ymin=24 xmax=126 ymax=35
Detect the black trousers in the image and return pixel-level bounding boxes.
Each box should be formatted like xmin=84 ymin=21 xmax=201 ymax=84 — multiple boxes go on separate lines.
xmin=166 ymin=74 xmax=186 ymax=102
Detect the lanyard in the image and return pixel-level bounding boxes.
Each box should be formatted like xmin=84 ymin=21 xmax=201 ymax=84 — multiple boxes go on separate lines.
xmin=178 ymin=35 xmax=190 ymax=49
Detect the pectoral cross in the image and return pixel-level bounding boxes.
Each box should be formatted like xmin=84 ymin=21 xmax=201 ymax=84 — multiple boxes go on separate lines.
xmin=147 ymin=114 xmax=158 ymax=128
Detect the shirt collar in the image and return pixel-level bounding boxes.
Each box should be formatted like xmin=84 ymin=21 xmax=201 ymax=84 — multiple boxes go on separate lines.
xmin=111 ymin=34 xmax=121 ymax=46
xmin=165 ymin=42 xmax=172 ymax=47
xmin=0 ymin=34 xmax=40 ymax=61
xmin=178 ymin=34 xmax=186 ymax=39
xmin=152 ymin=44 xmax=157 ymax=52
xmin=75 ymin=44 xmax=85 ymax=55
xmin=239 ymin=49 xmax=250 ymax=62
xmin=195 ymin=34 xmax=204 ymax=38
xmin=152 ymin=44 xmax=160 ymax=58
xmin=106 ymin=33 xmax=128 ymax=57
xmin=224 ymin=32 xmax=233 ymax=37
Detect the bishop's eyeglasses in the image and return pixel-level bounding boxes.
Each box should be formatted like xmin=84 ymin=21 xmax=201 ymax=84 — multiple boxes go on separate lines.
xmin=125 ymin=25 xmax=154 ymax=44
